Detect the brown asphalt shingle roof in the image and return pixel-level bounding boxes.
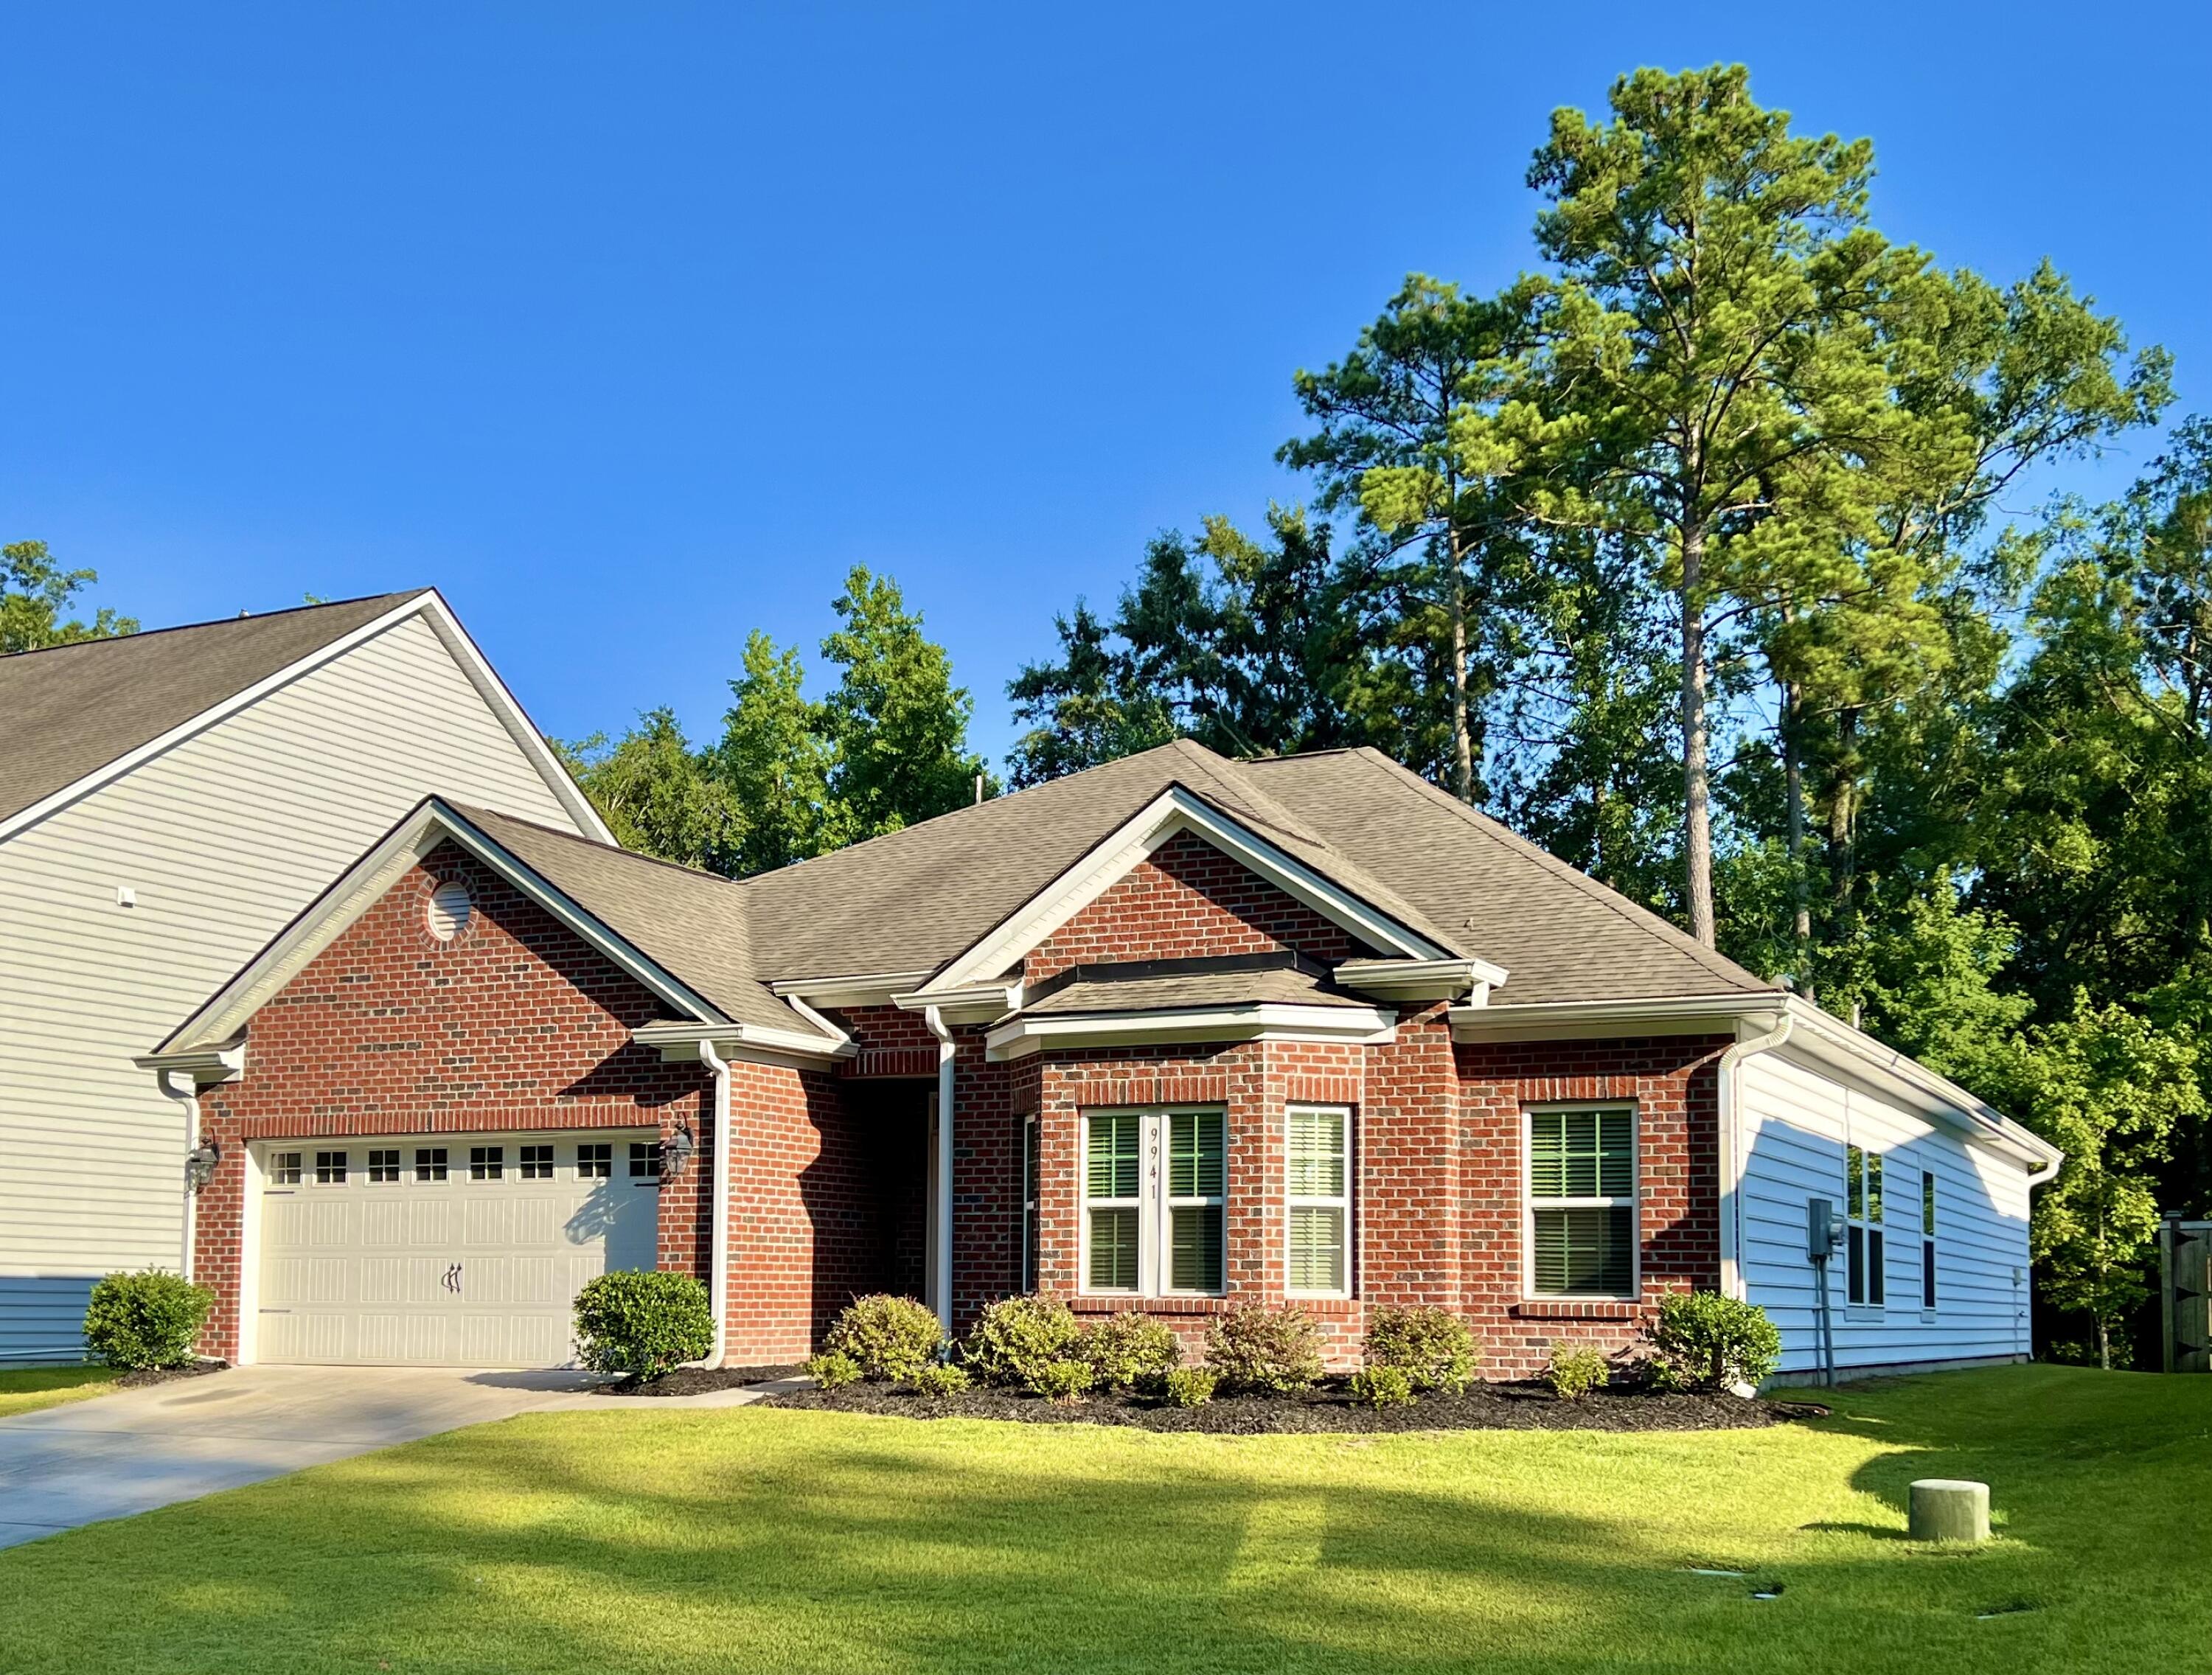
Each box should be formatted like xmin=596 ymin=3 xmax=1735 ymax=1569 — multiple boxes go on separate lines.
xmin=456 ymin=739 xmax=1771 ymax=1016
xmin=1237 ymin=748 xmax=1773 ymax=1005
xmin=445 ymin=803 xmax=822 ymax=1039
xmin=0 ymin=591 xmax=428 ymax=826
xmin=736 ymin=739 xmax=1460 ymax=980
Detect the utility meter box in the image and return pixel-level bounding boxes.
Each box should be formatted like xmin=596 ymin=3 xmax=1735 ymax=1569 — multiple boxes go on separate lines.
xmin=1807 ymin=1197 xmax=1841 ymax=1261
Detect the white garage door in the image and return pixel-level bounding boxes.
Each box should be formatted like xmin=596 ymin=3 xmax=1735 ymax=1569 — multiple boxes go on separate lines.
xmin=254 ymin=1129 xmax=662 ymax=1367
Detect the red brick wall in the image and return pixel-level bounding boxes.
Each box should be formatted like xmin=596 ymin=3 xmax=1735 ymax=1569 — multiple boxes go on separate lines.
xmin=184 ymin=833 xmax=1726 ymax=1382
xmin=956 ymin=1025 xmax=1725 ymax=1376
xmin=1455 ymin=1034 xmax=1728 ymax=1377
xmin=1026 ymin=830 xmax=1360 ymax=979
xmin=191 ymin=843 xmax=878 ymax=1365
xmin=1025 ymin=1039 xmax=1369 ymax=1365
xmin=720 ymin=1060 xmax=874 ymax=1361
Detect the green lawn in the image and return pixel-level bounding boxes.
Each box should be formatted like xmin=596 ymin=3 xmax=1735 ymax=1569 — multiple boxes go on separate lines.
xmin=0 ymin=1365 xmax=2203 ymax=1673
xmin=0 ymin=1365 xmax=115 ymax=1418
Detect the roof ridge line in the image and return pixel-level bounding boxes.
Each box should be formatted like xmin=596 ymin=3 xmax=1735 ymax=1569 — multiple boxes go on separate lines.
xmin=0 ymin=588 xmax=431 ymax=664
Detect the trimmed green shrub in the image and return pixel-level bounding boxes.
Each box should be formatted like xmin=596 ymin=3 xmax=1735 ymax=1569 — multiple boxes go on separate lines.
xmin=1364 ymin=1305 xmax=1480 ymax=1393
xmin=83 ymin=1270 xmax=215 ymax=1371
xmin=1349 ymin=1365 xmax=1417 ymax=1409
xmin=1648 ymin=1292 xmax=1782 ymax=1391
xmin=961 ymin=1295 xmax=1082 ymax=1387
xmin=911 ymin=1361 xmax=973 ymax=1399
xmin=572 ymin=1270 xmax=713 ymax=1381
xmin=1545 ymin=1341 xmax=1610 ymax=1401
xmin=1163 ymin=1367 xmax=1218 ymax=1407
xmin=825 ymin=1294 xmax=945 ymax=1382
xmin=805 ymin=1350 xmax=862 ymax=1391
xmin=1033 ymin=1357 xmax=1096 ymax=1404
xmin=1082 ymin=1312 xmax=1180 ymax=1390
xmin=1205 ymin=1303 xmax=1324 ymax=1394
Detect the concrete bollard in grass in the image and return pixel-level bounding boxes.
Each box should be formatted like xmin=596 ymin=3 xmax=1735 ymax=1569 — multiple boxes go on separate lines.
xmin=1908 ymin=1478 xmax=1991 ymax=1543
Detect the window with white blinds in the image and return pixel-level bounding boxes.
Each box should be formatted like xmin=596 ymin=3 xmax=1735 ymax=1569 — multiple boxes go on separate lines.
xmin=1527 ymin=1107 xmax=1636 ymax=1298
xmin=1287 ymin=1106 xmax=1351 ymax=1296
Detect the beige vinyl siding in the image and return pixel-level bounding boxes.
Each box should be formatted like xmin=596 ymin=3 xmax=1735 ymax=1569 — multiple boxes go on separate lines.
xmin=1738 ymin=1050 xmax=2032 ymax=1376
xmin=0 ymin=610 xmax=584 ymax=1362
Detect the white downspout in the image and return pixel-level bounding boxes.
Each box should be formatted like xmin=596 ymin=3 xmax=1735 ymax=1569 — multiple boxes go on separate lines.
xmin=155 ymin=1070 xmax=201 ymax=1281
xmin=696 ymin=1037 xmax=734 ymax=1368
xmin=925 ymin=1006 xmax=955 ymax=1338
xmin=1717 ymin=1009 xmax=1793 ymax=1300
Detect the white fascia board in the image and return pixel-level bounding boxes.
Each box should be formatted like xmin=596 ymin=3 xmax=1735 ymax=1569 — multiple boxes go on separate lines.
xmin=985 ymin=1002 xmax=1398 ymax=1063
xmin=411 ymin=591 xmax=616 ymax=843
xmin=1450 ymin=992 xmax=1789 ymax=1042
xmin=634 ymin=1019 xmax=856 ymax=1070
xmin=768 ymin=972 xmax=935 ymax=1010
xmin=0 ymin=593 xmax=437 ymax=846
xmin=155 ymin=799 xmax=722 ymax=1055
xmin=889 ymin=981 xmax=1022 ymax=1026
xmin=1336 ymin=956 xmax=1509 ymax=1000
xmin=924 ymin=787 xmax=1452 ymax=995
xmin=1450 ymin=991 xmax=2062 ymax=1176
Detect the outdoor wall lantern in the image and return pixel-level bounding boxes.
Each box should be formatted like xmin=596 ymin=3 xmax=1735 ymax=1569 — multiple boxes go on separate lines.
xmin=662 ymin=1124 xmax=696 ymax=1180
xmin=184 ymin=1140 xmax=221 ymax=1192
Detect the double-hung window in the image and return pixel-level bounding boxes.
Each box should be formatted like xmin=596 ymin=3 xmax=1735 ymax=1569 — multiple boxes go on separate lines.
xmin=1082 ymin=1108 xmax=1225 ymax=1296
xmin=1287 ymin=1106 xmax=1351 ymax=1296
xmin=1527 ymin=1106 xmax=1635 ymax=1298
xmin=1846 ymin=1144 xmax=1885 ymax=1306
xmin=1920 ymin=1169 xmax=1938 ymax=1310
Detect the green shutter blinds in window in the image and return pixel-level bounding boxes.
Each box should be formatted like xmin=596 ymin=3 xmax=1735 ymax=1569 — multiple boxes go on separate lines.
xmin=1088 ymin=1208 xmax=1139 ymax=1290
xmin=1531 ymin=1207 xmax=1633 ymax=1296
xmin=1087 ymin=1112 xmax=1141 ymax=1198
xmin=1169 ymin=1205 xmax=1224 ymax=1292
xmin=1530 ymin=1108 xmax=1632 ymax=1197
xmin=1168 ymin=1112 xmax=1225 ymax=1197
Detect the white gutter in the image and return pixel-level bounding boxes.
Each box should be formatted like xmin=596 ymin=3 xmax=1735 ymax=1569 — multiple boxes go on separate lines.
xmin=697 ymin=1037 xmax=734 ymax=1368
xmin=153 ymin=1070 xmax=202 ymax=1281
xmin=924 ymin=1006 xmax=955 ymax=1337
xmin=1716 ymin=1011 xmax=1793 ymax=1300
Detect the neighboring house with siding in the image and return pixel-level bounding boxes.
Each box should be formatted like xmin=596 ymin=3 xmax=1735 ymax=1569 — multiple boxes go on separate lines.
xmin=142 ymin=737 xmax=2060 ymax=1381
xmin=0 ymin=591 xmax=609 ymax=1362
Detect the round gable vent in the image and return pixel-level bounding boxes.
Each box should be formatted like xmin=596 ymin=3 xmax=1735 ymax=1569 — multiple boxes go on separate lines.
xmin=426 ymin=880 xmax=473 ymax=941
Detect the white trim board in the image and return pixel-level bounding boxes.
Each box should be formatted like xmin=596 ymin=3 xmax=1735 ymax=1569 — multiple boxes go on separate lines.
xmin=0 ymin=591 xmax=613 ymax=849
xmin=920 ymin=786 xmax=1461 ymax=995
xmin=985 ymin=1001 xmax=1398 ymax=1062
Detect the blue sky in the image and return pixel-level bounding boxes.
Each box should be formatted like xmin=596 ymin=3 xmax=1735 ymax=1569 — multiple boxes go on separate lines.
xmin=4 ymin=3 xmax=2205 ymax=765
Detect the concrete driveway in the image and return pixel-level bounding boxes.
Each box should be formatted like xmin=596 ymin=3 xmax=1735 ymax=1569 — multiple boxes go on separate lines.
xmin=0 ymin=1365 xmax=604 ymax=1549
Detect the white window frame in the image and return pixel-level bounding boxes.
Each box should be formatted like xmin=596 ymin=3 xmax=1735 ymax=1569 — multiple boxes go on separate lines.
xmin=1846 ymin=1142 xmax=1886 ymax=1309
xmin=1285 ymin=1104 xmax=1353 ymax=1299
xmin=1078 ymin=1107 xmax=1228 ymax=1299
xmin=1523 ymin=1102 xmax=1640 ymax=1300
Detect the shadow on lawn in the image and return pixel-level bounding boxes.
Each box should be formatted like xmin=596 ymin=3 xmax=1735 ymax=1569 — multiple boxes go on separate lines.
xmin=0 ymin=1421 xmax=2028 ymax=1675
xmin=15 ymin=1372 xmax=2207 ymax=1674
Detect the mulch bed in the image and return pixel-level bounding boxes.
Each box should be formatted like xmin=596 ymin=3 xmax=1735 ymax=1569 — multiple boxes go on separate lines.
xmin=759 ymin=1377 xmax=1825 ymax=1434
xmin=114 ymin=1360 xmax=230 ymax=1390
xmin=606 ymin=1364 xmax=807 ymax=1398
